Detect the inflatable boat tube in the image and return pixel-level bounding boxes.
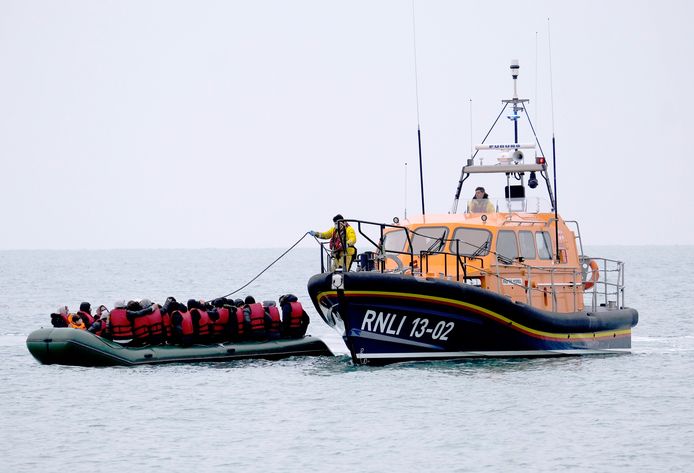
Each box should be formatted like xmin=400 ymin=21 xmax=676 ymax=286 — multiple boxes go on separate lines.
xmin=27 ymin=328 xmax=333 ymax=367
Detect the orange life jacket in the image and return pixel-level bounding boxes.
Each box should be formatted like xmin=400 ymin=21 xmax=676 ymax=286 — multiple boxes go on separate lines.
xmin=67 ymin=314 xmax=86 ymax=330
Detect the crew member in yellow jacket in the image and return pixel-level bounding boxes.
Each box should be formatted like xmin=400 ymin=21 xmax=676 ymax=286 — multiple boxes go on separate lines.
xmin=467 ymin=186 xmax=495 ymax=213
xmin=311 ymin=214 xmax=357 ymax=271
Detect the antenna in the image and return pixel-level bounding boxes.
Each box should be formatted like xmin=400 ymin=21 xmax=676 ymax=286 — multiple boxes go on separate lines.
xmin=548 ymin=17 xmax=560 ymax=262
xmin=469 ymin=98 xmax=473 ymax=160
xmin=411 ymin=0 xmax=426 ymax=215
xmin=404 ymin=162 xmax=408 ymax=219
xmin=535 ymin=31 xmax=539 ymax=143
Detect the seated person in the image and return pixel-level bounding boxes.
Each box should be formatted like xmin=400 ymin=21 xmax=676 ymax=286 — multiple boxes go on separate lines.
xmin=51 ymin=306 xmax=70 ymax=327
xmin=467 ymin=186 xmax=495 ymax=213
xmin=279 ymin=294 xmax=310 ymax=338
xmin=87 ymin=305 xmax=111 ymax=338
xmin=77 ymin=302 xmax=95 ymax=329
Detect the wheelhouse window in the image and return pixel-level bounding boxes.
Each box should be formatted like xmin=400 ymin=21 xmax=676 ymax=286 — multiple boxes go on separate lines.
xmin=496 ymin=230 xmax=518 ymax=263
xmin=449 ymin=227 xmax=492 ymax=256
xmin=410 ymin=227 xmax=449 ymax=254
xmin=519 ymin=231 xmax=536 ymax=259
xmin=536 ymin=231 xmax=553 ymax=260
xmin=383 ymin=229 xmax=407 ymax=253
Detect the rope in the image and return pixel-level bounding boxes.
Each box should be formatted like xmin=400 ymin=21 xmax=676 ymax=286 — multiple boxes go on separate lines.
xmin=216 ymin=232 xmax=311 ymax=300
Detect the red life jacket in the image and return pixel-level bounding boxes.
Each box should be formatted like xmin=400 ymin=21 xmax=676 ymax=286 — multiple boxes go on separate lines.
xmin=190 ymin=308 xmax=211 ymax=341
xmin=132 ymin=311 xmax=151 ymax=341
xmin=77 ymin=311 xmax=95 ymax=328
xmin=245 ymin=303 xmax=266 ymax=339
xmin=282 ymin=301 xmax=308 ymax=338
xmin=179 ymin=310 xmax=194 ymax=337
xmin=145 ymin=307 xmax=165 ymax=344
xmin=91 ymin=318 xmax=110 ymax=338
xmin=51 ymin=313 xmax=69 ymax=327
xmin=329 ymin=224 xmax=349 ymax=251
xmin=110 ymin=308 xmax=134 ymax=341
xmin=234 ymin=307 xmax=246 ymax=340
xmin=264 ymin=305 xmax=282 ymax=339
xmin=210 ymin=307 xmax=231 ymax=339
xmin=161 ymin=310 xmax=172 ymax=340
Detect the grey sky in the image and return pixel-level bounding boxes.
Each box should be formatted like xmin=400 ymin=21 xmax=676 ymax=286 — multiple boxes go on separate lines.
xmin=1 ymin=0 xmax=691 ymax=249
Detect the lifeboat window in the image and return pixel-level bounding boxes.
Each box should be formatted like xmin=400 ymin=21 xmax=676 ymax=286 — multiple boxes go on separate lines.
xmin=410 ymin=227 xmax=449 ymax=254
xmin=383 ymin=229 xmax=407 ymax=253
xmin=450 ymin=227 xmax=492 ymax=256
xmin=536 ymin=231 xmax=553 ymax=260
xmin=496 ymin=230 xmax=518 ymax=263
xmin=519 ymin=231 xmax=536 ymax=259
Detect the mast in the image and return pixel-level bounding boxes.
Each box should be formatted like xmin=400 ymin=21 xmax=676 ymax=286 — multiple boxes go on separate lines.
xmin=451 ymin=60 xmax=557 ymax=213
xmin=511 ymin=59 xmax=519 ymax=145
xmin=548 ymin=18 xmax=560 ymax=262
xmin=411 ymin=0 xmax=426 ymax=215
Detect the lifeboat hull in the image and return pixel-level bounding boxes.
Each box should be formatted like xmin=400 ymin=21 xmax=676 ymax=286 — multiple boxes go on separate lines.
xmin=26 ymin=328 xmax=333 ymax=367
xmin=308 ymin=272 xmax=638 ymax=365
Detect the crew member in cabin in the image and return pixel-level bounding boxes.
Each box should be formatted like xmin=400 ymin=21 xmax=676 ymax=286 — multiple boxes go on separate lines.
xmin=310 ymin=214 xmax=357 ymax=270
xmin=467 ymin=187 xmax=495 ymax=213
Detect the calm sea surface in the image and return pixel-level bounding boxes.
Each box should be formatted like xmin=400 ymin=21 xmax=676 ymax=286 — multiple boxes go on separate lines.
xmin=1 ymin=246 xmax=693 ymax=472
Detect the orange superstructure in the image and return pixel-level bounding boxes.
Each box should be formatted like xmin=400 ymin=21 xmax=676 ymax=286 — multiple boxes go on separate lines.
xmin=379 ymin=210 xmax=589 ymax=313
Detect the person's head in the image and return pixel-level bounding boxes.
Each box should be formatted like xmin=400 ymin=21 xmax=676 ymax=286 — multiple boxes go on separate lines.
xmin=244 ymin=295 xmax=256 ymax=305
xmin=79 ymin=302 xmax=91 ymax=313
xmin=114 ymin=300 xmax=126 ymax=309
xmin=126 ymin=300 xmax=141 ymax=311
xmin=58 ymin=306 xmax=69 ymax=316
xmin=140 ymin=298 xmax=152 ymax=308
xmin=333 ymin=214 xmax=344 ymax=224
xmin=474 ymin=187 xmax=488 ymax=199
xmin=187 ymin=299 xmax=199 ymax=310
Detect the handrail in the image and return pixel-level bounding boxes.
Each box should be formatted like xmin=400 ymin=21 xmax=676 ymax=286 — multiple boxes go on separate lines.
xmin=500 ymin=219 xmax=549 ymax=226
xmin=564 ymin=220 xmax=584 ymax=259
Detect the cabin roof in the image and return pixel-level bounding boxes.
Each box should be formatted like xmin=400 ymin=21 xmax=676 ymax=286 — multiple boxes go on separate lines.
xmin=398 ymin=212 xmax=556 ymax=228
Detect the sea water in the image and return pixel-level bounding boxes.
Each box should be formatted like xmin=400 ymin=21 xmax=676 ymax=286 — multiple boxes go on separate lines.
xmin=1 ymin=246 xmax=693 ymax=472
